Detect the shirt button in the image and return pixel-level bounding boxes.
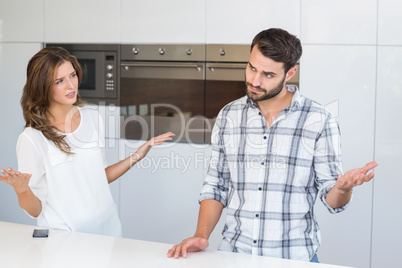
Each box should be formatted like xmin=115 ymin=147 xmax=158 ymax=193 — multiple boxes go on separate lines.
xmin=255 ymin=214 xmax=259 ymax=218
xmin=263 ymin=136 xmax=267 ymax=139
xmin=258 ymin=112 xmax=262 ymax=116
xmin=261 ymin=162 xmax=264 ymax=165
xmin=253 ymin=240 xmax=257 ymax=244
xmin=258 ymin=187 xmax=262 ymax=191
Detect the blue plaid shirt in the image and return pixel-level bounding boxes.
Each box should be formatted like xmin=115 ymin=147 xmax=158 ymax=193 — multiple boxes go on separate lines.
xmin=200 ymin=86 xmax=349 ymax=261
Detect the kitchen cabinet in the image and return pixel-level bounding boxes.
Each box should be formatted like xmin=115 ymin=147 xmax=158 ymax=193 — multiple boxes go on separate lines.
xmin=121 ymin=0 xmax=206 ymax=44
xmin=118 ymin=141 xmax=212 ymax=244
xmin=0 ymin=42 xmax=42 ymax=225
xmin=377 ymin=0 xmax=402 ymax=45
xmin=301 ymin=45 xmax=376 ymax=268
xmin=301 ymin=0 xmax=377 ymax=45
xmin=371 ymin=46 xmax=402 ymax=268
xmin=206 ymin=0 xmax=300 ymax=44
xmin=0 ymin=0 xmax=43 ymax=42
xmin=44 ymin=0 xmax=121 ymax=43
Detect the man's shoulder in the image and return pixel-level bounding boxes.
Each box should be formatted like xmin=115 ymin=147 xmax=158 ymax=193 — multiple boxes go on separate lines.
xmin=299 ymin=94 xmax=333 ymax=118
xmin=220 ymin=95 xmax=249 ymax=113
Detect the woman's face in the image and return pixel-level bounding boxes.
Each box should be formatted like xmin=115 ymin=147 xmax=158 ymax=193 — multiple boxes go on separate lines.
xmin=50 ymin=61 xmax=79 ymax=108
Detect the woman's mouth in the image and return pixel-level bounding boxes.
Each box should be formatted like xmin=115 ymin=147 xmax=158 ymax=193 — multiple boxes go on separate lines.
xmin=66 ymin=91 xmax=76 ymax=98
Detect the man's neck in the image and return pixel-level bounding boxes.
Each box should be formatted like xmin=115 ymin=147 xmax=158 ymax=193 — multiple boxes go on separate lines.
xmin=257 ymin=87 xmax=294 ymax=127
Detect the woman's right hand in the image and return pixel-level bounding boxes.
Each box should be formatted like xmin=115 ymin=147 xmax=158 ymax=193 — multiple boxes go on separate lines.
xmin=0 ymin=168 xmax=32 ymax=194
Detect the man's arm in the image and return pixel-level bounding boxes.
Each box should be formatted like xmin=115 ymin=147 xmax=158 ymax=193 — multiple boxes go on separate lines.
xmin=167 ymin=199 xmax=224 ymax=259
xmin=326 ymin=161 xmax=378 ymax=209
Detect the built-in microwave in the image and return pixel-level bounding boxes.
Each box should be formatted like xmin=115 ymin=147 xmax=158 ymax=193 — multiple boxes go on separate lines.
xmin=45 ymin=44 xmax=120 ymax=105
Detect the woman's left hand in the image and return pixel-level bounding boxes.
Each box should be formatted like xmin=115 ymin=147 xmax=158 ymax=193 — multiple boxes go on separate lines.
xmin=130 ymin=132 xmax=175 ymax=164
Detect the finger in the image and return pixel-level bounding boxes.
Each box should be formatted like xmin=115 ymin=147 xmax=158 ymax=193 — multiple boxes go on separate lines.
xmin=361 ymin=161 xmax=378 ymax=174
xmin=167 ymin=246 xmax=176 ymax=258
xmin=174 ymin=245 xmax=182 ymax=259
xmin=7 ymin=167 xmax=17 ymax=176
xmin=181 ymin=244 xmax=189 ymax=258
xmin=363 ymin=172 xmax=375 ymax=182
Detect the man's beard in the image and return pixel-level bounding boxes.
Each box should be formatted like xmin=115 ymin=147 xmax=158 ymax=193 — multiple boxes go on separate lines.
xmin=245 ymin=74 xmax=286 ymax=102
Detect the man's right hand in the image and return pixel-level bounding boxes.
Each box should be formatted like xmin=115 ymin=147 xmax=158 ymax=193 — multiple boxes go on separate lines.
xmin=167 ymin=236 xmax=209 ymax=259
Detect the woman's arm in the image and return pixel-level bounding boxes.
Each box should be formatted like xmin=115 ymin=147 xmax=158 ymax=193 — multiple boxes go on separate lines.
xmin=0 ymin=168 xmax=42 ymax=217
xmin=105 ymin=132 xmax=174 ymax=183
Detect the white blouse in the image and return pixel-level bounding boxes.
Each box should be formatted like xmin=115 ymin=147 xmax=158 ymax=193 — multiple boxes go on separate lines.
xmin=17 ymin=106 xmax=121 ymax=237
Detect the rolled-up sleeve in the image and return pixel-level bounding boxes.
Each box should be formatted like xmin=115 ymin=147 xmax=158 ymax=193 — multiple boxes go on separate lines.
xmin=199 ymin=112 xmax=231 ymax=207
xmin=314 ymin=115 xmax=350 ymax=213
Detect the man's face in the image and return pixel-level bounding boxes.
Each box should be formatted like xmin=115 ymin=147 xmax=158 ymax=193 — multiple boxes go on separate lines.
xmin=245 ymin=47 xmax=290 ymax=103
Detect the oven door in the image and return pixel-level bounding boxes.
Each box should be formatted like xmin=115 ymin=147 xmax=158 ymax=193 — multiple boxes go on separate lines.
xmin=73 ymin=51 xmax=117 ymax=99
xmin=204 ymin=62 xmax=247 ymax=143
xmin=120 ymin=61 xmax=205 ymax=143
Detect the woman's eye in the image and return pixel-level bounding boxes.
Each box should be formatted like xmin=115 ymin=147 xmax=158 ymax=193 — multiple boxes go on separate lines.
xmin=56 ymin=79 xmax=63 ymax=84
xmin=71 ymin=73 xmax=76 ymax=78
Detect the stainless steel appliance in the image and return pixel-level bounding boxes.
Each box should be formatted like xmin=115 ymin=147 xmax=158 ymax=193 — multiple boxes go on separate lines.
xmin=119 ymin=44 xmax=299 ymax=144
xmin=45 ymin=44 xmax=120 ymax=105
xmin=119 ymin=44 xmax=206 ymax=143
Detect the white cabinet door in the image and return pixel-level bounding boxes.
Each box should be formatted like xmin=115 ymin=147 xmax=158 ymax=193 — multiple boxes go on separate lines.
xmin=371 ymin=46 xmax=402 ymax=268
xmin=378 ymin=0 xmax=402 ymax=45
xmin=0 ymin=43 xmax=42 ymax=225
xmin=0 ymin=0 xmax=43 ymax=42
xmin=206 ymin=0 xmax=300 ymax=44
xmin=301 ymin=0 xmax=377 ymax=45
xmin=301 ymin=45 xmax=376 ymax=268
xmin=122 ymin=0 xmax=206 ymax=44
xmin=119 ymin=141 xmax=210 ymax=244
xmin=44 ymin=0 xmax=121 ymax=43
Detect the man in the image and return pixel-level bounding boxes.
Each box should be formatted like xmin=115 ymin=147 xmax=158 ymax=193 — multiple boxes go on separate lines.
xmin=167 ymin=28 xmax=378 ymax=262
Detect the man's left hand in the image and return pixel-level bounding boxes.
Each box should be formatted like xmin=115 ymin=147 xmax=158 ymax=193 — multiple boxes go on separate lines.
xmin=335 ymin=161 xmax=378 ymax=193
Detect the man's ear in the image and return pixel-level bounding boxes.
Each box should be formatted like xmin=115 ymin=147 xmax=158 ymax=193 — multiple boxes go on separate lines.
xmin=285 ymin=66 xmax=297 ymax=82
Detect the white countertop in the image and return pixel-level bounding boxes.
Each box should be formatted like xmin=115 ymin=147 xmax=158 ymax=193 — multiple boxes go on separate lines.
xmin=0 ymin=221 xmax=351 ymax=268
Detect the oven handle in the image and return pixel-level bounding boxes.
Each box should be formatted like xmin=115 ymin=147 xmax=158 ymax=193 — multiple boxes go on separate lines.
xmin=121 ymin=63 xmax=203 ymax=71
xmin=207 ymin=63 xmax=247 ymax=72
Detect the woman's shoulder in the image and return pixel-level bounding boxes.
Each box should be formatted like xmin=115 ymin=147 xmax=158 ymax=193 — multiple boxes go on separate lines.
xmin=78 ymin=105 xmax=102 ymax=121
xmin=20 ymin=126 xmax=43 ymax=139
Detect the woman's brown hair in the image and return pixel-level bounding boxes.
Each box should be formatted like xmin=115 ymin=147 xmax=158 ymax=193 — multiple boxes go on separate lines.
xmin=21 ymin=47 xmax=86 ymax=154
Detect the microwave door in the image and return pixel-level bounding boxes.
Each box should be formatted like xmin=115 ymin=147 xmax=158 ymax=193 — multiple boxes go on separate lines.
xmin=72 ymin=51 xmax=106 ymax=98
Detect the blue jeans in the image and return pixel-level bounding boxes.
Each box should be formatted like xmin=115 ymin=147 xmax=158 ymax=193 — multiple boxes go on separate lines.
xmin=310 ymin=254 xmax=319 ymax=263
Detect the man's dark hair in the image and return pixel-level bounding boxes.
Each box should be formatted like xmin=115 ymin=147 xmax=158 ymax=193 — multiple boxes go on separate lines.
xmin=251 ymin=28 xmax=302 ymax=73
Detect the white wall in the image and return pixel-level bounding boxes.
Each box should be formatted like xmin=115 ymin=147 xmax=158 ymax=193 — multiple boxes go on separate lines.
xmin=1 ymin=1 xmax=401 ymax=267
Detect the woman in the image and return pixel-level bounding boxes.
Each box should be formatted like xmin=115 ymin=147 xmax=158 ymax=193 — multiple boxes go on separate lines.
xmin=0 ymin=47 xmax=174 ymax=237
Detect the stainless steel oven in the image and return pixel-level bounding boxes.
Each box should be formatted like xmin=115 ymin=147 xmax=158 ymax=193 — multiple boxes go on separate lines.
xmin=118 ymin=44 xmax=300 ymax=144
xmin=45 ymin=43 xmax=120 ymax=105
xmin=119 ymin=44 xmax=206 ymax=143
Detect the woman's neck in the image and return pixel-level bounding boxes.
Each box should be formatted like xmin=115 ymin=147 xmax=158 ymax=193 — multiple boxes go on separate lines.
xmin=48 ymin=105 xmax=80 ymax=133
